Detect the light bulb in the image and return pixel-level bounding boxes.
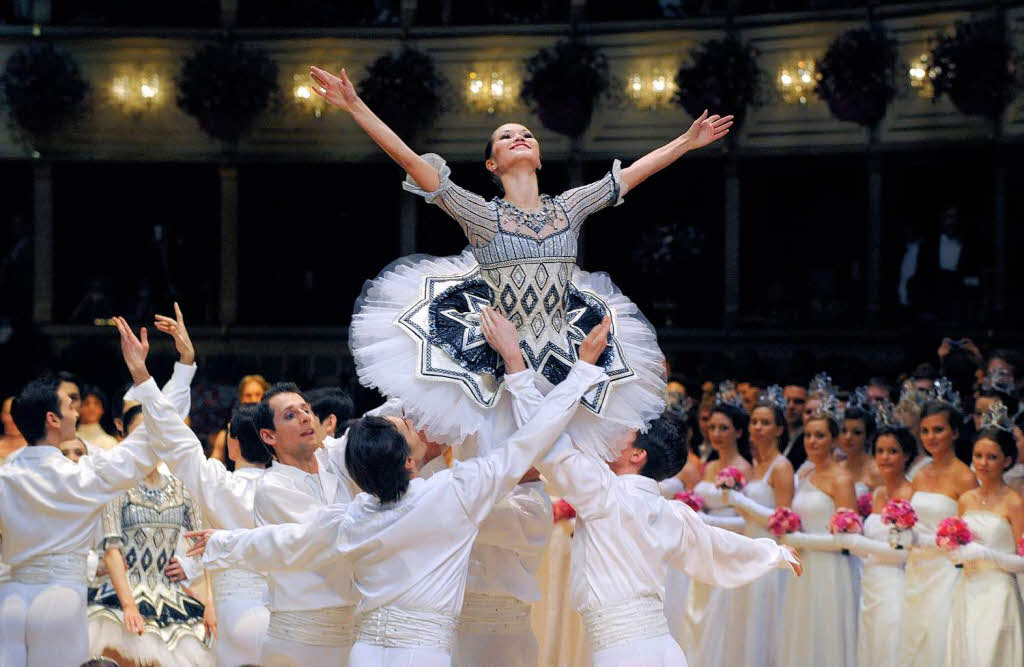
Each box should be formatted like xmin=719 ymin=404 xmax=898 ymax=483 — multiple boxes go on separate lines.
xmin=652 ymin=77 xmax=666 ymax=92
xmin=780 ymin=73 xmax=793 ymax=86
xmin=295 ymin=85 xmax=311 ymax=100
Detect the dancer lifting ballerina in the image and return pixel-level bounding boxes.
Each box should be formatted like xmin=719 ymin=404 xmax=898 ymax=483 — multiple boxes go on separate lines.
xmin=308 ymin=65 xmax=733 ymax=458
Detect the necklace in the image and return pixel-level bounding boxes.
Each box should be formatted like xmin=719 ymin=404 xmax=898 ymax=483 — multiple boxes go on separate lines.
xmin=139 ymin=478 xmax=169 ymax=505
xmin=496 ymin=196 xmax=555 ymax=235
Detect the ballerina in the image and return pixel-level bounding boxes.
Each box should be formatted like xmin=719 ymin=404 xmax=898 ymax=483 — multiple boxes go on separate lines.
xmin=899 ymin=383 xmax=977 ymax=667
xmin=945 ymin=403 xmax=1024 ymax=667
xmin=307 ymin=65 xmax=732 ymax=460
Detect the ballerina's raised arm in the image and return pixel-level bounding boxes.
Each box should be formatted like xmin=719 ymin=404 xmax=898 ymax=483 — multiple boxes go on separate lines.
xmin=310 ymin=65 xmax=733 ymax=201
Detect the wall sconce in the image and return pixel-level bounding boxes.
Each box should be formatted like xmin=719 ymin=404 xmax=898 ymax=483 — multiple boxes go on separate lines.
xmin=908 ymin=53 xmax=936 ymax=99
xmin=293 ymin=72 xmax=329 ymax=118
xmin=626 ymin=67 xmax=676 ymax=110
xmin=777 ymin=58 xmax=816 ymax=105
xmin=465 ymin=67 xmax=519 ymax=115
xmin=109 ymin=68 xmax=162 ymax=115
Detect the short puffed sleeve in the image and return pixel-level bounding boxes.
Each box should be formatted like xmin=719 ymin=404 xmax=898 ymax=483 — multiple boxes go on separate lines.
xmin=100 ymin=493 xmax=126 ymax=552
xmin=556 ymin=159 xmax=627 ymax=233
xmin=402 ymin=153 xmax=498 ymax=247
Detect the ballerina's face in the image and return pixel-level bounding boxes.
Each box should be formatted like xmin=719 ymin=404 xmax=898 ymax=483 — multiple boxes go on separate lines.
xmin=486 ymin=123 xmax=541 ymax=176
xmin=839 ymin=418 xmax=867 ymax=457
xmin=803 ymin=418 xmax=833 ymax=464
xmin=874 ymin=434 xmax=908 ymax=478
xmin=749 ymin=407 xmax=782 ymax=449
xmin=920 ymin=412 xmax=956 ymax=457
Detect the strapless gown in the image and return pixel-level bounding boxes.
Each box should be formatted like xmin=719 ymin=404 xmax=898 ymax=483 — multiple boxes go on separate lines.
xmin=945 ymin=510 xmax=1024 ymax=666
xmin=857 ymin=513 xmax=904 ymax=667
xmin=777 ymin=478 xmax=857 ymax=667
xmin=899 ymin=491 xmax=959 ymax=667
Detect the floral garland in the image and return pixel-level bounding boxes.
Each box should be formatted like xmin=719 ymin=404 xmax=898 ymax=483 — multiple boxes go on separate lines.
xmin=814 ymin=27 xmax=897 ymax=128
xmin=674 ymin=36 xmax=764 ymax=130
xmin=358 ymin=48 xmax=447 ymax=140
xmin=520 ymin=40 xmax=609 ymax=139
xmin=930 ymin=18 xmax=1019 ymax=120
xmin=2 ymin=42 xmax=88 ymax=142
xmin=176 ymin=41 xmax=279 ymax=143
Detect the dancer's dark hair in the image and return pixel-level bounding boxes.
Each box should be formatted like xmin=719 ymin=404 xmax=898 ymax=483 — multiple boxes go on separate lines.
xmin=635 ymin=414 xmax=687 ymax=481
xmin=308 ymin=387 xmax=355 ymax=438
xmin=345 ymin=416 xmax=411 ymax=503
xmin=231 ymin=403 xmax=273 ymax=467
xmin=11 ymin=377 xmax=61 ymax=444
xmin=254 ymin=382 xmax=308 ymax=436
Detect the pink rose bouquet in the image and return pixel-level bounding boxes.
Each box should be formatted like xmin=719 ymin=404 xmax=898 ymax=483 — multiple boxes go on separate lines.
xmin=715 ymin=467 xmax=746 ymax=492
xmin=936 ymin=516 xmax=973 ymax=567
xmin=829 ymin=508 xmax=863 ymax=555
xmin=552 ymin=498 xmax=576 ymax=523
xmin=675 ymin=491 xmax=705 ymax=514
xmin=768 ymin=507 xmax=802 ymax=537
xmin=882 ymin=498 xmax=918 ymax=550
xmin=857 ymin=492 xmax=873 ymax=518
xmin=1017 ymin=535 xmax=1024 ymax=557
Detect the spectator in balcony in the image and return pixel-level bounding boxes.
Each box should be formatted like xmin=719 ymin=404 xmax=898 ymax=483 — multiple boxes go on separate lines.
xmin=899 ymin=206 xmax=979 ymax=320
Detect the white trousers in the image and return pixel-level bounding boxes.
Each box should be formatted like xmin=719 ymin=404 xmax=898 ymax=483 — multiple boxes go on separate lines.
xmin=349 ymin=641 xmax=451 ymax=667
xmin=0 ymin=581 xmax=88 ymax=667
xmin=452 ymin=629 xmax=538 ymax=667
xmin=261 ymin=632 xmax=350 ymax=667
xmin=214 ymin=597 xmax=269 ymax=667
xmin=592 ymin=633 xmax=689 ymax=667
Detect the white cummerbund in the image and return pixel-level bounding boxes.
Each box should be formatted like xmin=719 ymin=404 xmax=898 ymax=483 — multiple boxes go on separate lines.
xmin=10 ymin=553 xmax=87 ymax=587
xmin=266 ymin=605 xmax=356 ymax=647
xmin=213 ymin=568 xmax=269 ymax=603
xmin=581 ymin=596 xmax=669 ymax=652
xmin=356 ymin=606 xmax=457 ymax=652
xmin=458 ymin=592 xmax=532 ymax=635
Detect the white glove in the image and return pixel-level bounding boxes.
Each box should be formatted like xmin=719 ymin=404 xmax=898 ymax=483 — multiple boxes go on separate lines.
xmin=724 ymin=489 xmax=774 ymax=525
xmin=658 ymin=477 xmax=686 ymax=500
xmin=950 ymin=542 xmax=1024 ymax=573
xmin=781 ymin=532 xmax=848 ymax=553
xmin=843 ymin=533 xmax=909 ymax=565
xmin=699 ymin=513 xmax=747 ymax=533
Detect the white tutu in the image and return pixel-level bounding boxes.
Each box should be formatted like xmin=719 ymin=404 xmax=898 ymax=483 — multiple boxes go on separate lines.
xmin=88 ymin=614 xmax=213 ymax=667
xmin=350 ymin=248 xmax=666 ymax=459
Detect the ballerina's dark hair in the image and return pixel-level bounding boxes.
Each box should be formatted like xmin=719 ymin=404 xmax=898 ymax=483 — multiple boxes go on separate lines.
xmin=484 ymin=137 xmax=505 ymax=195
xmin=345 ymin=416 xmax=411 ymax=504
xmin=231 ymin=403 xmax=273 ymax=468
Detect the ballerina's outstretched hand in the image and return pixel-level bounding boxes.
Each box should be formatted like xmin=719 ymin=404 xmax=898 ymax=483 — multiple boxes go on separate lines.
xmin=682 ymin=109 xmax=734 ymax=151
xmin=309 ymin=66 xmax=361 ymax=113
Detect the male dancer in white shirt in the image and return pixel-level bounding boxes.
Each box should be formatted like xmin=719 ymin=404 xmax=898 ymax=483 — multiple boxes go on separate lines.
xmin=0 ymin=316 xmax=195 ymax=667
xmin=184 ymin=309 xmax=612 ymax=667
xmin=500 ymin=319 xmax=802 ymax=667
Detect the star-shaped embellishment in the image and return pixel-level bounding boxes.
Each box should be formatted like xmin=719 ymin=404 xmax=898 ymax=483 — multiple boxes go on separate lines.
xmin=439 ymin=291 xmax=493 ymax=352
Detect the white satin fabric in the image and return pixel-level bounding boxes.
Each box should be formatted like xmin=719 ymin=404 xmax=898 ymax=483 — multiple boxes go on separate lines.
xmin=778 ymin=478 xmax=858 ymax=667
xmin=900 ymin=491 xmax=959 ymax=667
xmin=945 ymin=510 xmax=1024 ymax=667
xmin=856 ymin=513 xmax=905 ymax=667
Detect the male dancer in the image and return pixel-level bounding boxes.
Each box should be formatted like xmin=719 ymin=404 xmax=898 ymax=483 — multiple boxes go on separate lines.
xmin=184 ymin=309 xmax=612 ymax=666
xmin=0 ymin=317 xmax=195 ymax=667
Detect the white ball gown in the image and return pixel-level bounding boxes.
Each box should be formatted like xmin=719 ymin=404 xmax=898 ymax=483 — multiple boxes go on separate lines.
xmin=856 ymin=513 xmax=905 ymax=667
xmin=777 ymin=477 xmax=858 ymax=667
xmin=945 ymin=510 xmax=1024 ymax=666
xmin=350 ymin=154 xmax=666 ymax=458
xmin=899 ymin=491 xmax=959 ymax=667
xmin=717 ymin=455 xmax=789 ymax=666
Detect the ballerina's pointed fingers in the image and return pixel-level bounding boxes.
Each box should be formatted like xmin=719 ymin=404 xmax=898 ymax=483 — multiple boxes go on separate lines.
xmin=707 ymin=114 xmax=721 ymax=124
xmin=713 ymin=114 xmax=735 ymax=127
xmin=339 ymin=68 xmax=353 ymax=86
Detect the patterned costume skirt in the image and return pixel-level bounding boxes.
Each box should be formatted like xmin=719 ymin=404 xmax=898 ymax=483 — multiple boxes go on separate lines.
xmin=350 ymin=249 xmax=666 ymax=460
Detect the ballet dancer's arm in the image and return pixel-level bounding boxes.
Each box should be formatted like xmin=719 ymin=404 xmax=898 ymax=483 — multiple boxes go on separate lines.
xmin=308 ymin=66 xmax=439 ymax=192
xmin=619 ymin=110 xmax=733 ymax=192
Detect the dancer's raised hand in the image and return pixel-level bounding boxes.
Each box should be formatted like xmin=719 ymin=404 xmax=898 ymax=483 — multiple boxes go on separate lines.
xmin=154 ymin=302 xmax=194 ymax=366
xmin=683 ymin=109 xmax=734 ymax=150
xmin=578 ymin=315 xmax=611 ymax=366
xmin=115 ymin=316 xmax=151 ymax=385
xmin=481 ymin=307 xmax=525 ymax=373
xmin=309 ymin=66 xmax=360 ymax=112
xmin=184 ymin=529 xmax=218 ymax=558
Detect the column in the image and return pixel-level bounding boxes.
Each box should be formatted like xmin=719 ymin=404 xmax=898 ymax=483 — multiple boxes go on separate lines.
xmin=219 ymin=165 xmax=239 ymax=325
xmin=723 ymin=148 xmax=740 ymax=328
xmin=32 ymin=162 xmax=54 ymax=323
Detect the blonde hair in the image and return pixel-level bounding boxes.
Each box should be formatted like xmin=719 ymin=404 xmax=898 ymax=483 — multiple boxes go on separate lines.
xmin=238 ymin=374 xmax=270 ymax=398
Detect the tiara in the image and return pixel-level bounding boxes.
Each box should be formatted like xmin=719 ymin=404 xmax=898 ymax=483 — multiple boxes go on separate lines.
xmin=874 ymin=398 xmax=896 ymax=427
xmin=981 ymin=368 xmax=1016 ymax=397
xmin=714 ymin=380 xmax=746 ymax=411
xmin=980 ymin=399 xmax=1015 ymax=433
xmin=808 ymin=392 xmax=842 ymax=424
xmin=809 ymin=372 xmax=834 ymax=399
xmin=931 ymin=377 xmax=963 ymax=412
xmin=757 ymin=385 xmax=787 ymax=413
xmin=846 ymin=386 xmax=871 ymax=413
xmin=895 ymin=380 xmax=926 ymax=416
